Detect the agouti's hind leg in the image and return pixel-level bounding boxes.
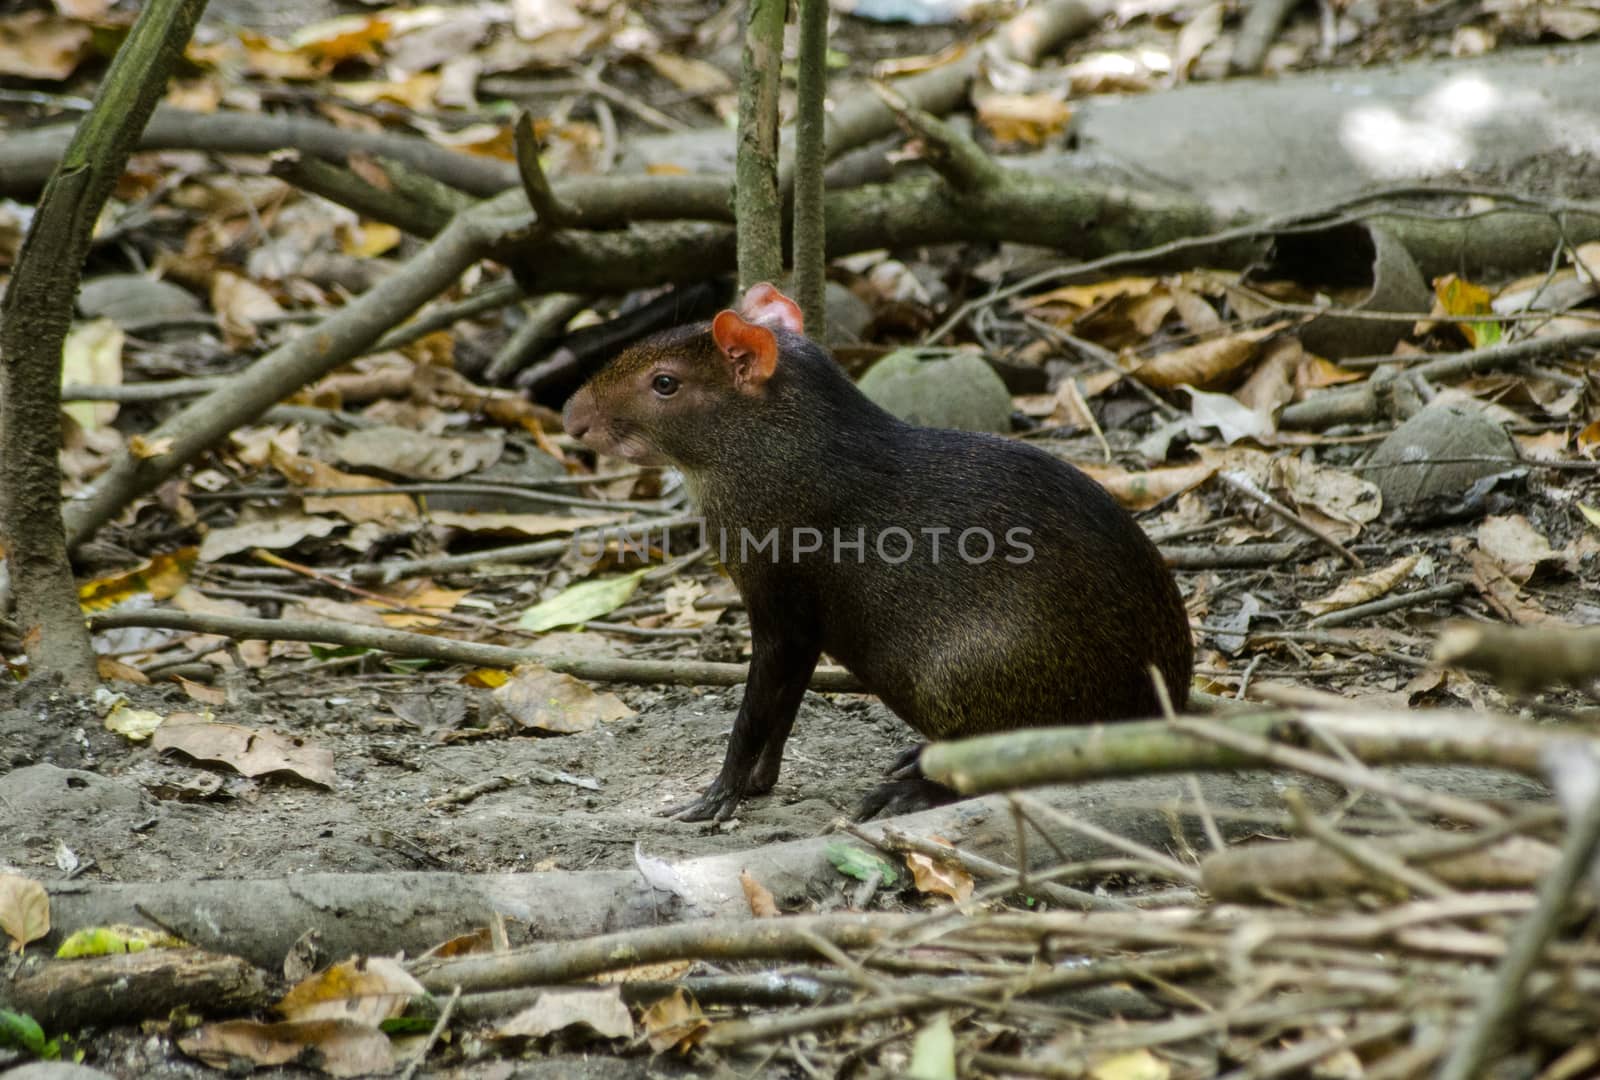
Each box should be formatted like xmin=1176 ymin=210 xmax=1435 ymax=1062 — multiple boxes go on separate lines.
xmin=855 ymin=777 xmax=959 ymax=821
xmin=884 ymin=743 xmax=925 ymax=779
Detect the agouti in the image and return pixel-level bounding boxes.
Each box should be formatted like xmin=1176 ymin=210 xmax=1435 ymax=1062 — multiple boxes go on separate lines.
xmin=563 ymin=284 xmax=1193 ymax=821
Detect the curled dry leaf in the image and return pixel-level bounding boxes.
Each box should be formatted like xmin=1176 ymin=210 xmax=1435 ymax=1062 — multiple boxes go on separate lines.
xmin=1076 ymin=461 xmax=1214 ymax=511
xmin=78 ymin=547 xmax=196 ymax=610
xmin=153 ymin=720 xmax=336 ymax=787
xmin=1302 ymin=554 xmax=1422 ymax=616
xmin=270 ymin=446 xmax=418 ymax=527
xmin=277 ymin=955 xmax=424 ymax=1025
xmin=975 ymin=92 xmax=1072 ymax=146
xmin=740 ymin=869 xmax=780 ymax=917
xmin=1130 ymin=324 xmax=1283 ymax=390
xmin=103 ymin=699 xmax=167 ymax=741
xmin=128 ymin=434 xmax=176 ymax=459
xmin=334 ymin=425 xmax=504 ymax=481
xmin=1271 ymin=456 xmax=1382 ymax=540
xmin=1466 ymin=549 xmax=1554 ymax=626
xmin=211 ymin=269 xmax=285 ymax=346
xmin=199 ymin=511 xmax=342 ymax=562
xmin=640 ymin=988 xmax=709 ymax=1055
xmin=0 ymin=873 xmax=49 ymax=952
xmin=1182 ymin=385 xmax=1276 ymax=445
xmin=497 ymin=987 xmax=633 ymax=1041
xmin=664 ymin=577 xmax=723 ymax=629
xmin=907 ymin=850 xmax=974 ymax=902
xmin=1477 ymin=514 xmax=1568 ymax=584
xmin=178 ymin=1018 xmax=392 ymax=1078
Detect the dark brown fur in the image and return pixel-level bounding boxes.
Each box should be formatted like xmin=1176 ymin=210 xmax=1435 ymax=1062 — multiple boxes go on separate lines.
xmin=565 ymin=320 xmax=1192 ymax=820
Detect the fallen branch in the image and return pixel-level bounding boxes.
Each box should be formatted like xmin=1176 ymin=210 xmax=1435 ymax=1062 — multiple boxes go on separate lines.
xmin=1434 ymin=622 xmax=1600 ymax=693
xmin=87 ymin=608 xmax=864 ymax=691
xmin=920 ymin=708 xmax=1561 ymax=819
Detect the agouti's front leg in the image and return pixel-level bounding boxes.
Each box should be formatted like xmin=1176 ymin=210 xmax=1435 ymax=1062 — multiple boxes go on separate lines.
xmin=664 ymin=618 xmax=820 ymax=822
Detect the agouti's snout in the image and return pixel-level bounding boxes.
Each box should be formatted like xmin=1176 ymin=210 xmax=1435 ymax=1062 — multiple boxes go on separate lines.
xmin=561 ymin=389 xmax=595 ymax=442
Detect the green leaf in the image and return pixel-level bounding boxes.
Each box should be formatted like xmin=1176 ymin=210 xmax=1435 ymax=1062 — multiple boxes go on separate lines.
xmin=0 ymin=1010 xmax=50 ymax=1058
xmin=825 ymin=842 xmax=898 ymax=887
xmin=309 ymin=644 xmax=370 ymax=661
xmin=516 ymin=570 xmax=648 ymax=632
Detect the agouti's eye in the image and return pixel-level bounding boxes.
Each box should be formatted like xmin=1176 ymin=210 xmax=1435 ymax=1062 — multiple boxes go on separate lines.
xmin=651 ymin=374 xmax=680 ymax=397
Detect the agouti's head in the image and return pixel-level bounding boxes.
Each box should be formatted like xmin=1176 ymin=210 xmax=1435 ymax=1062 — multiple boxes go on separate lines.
xmin=563 ymin=283 xmax=806 ymax=469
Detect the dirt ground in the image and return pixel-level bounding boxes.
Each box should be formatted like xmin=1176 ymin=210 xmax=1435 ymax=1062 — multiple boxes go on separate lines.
xmin=0 ymin=670 xmax=915 ymax=884
xmin=0 ymin=665 xmax=925 ymax=1077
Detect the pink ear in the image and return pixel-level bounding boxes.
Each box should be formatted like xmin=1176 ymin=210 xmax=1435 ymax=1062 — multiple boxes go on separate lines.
xmin=739 ymin=282 xmax=804 ymax=334
xmin=712 ymin=310 xmax=779 ymax=391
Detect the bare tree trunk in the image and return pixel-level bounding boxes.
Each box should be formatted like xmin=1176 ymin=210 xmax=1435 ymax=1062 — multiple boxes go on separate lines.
xmin=0 ymin=0 xmax=211 ymax=690
xmin=734 ymin=0 xmax=786 ymax=288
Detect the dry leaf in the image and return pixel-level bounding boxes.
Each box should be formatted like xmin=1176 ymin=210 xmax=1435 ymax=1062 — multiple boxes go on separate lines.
xmin=1302 ymin=554 xmax=1421 ymax=616
xmin=1131 ymin=325 xmax=1281 ymax=390
xmin=639 ymin=988 xmax=709 ymax=1054
xmin=907 ymin=851 xmax=975 ymax=902
xmin=277 ymin=955 xmax=424 ymax=1024
xmin=643 ymin=51 xmax=733 ymax=93
xmin=490 ymin=664 xmax=636 ymax=733
xmin=0 ymin=12 xmax=92 ymax=79
xmin=60 ymin=318 xmax=123 ymax=431
xmin=1272 ymin=456 xmax=1382 ymax=540
xmin=153 ymin=720 xmax=336 ymax=787
xmin=271 ymin=446 xmax=418 ymax=527
xmin=199 ymin=511 xmax=343 ymax=562
xmin=1077 ymin=461 xmax=1215 ymax=510
xmin=975 ymin=92 xmax=1071 ymax=146
xmin=179 ymin=1019 xmax=391 ymax=1078
xmin=0 ymin=873 xmax=50 ymax=952
xmin=740 ymin=869 xmax=780 ymax=917
xmin=335 ymin=425 xmax=504 ymax=480
xmin=1183 ymin=385 xmax=1275 ymax=444
xmin=1467 ymin=549 xmax=1553 ymax=625
xmin=497 ymin=987 xmax=633 ymax=1041
xmin=1477 ymin=514 xmax=1566 ymax=583
xmin=211 ymin=269 xmax=285 ymax=345
xmin=78 ymin=547 xmax=196 ymax=609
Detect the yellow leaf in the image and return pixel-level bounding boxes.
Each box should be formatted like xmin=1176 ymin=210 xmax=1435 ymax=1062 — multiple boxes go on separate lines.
xmin=0 ymin=874 xmax=50 ymax=952
xmin=79 ymin=547 xmax=197 ymax=610
xmin=60 ymin=318 xmax=123 ymax=431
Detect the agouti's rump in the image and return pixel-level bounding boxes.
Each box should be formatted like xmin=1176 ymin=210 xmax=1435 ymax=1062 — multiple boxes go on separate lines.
xmin=564 ymin=284 xmax=1192 ymax=821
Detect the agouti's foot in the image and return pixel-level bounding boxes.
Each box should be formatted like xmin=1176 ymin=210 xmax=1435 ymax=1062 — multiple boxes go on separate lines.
xmin=884 ymin=744 xmax=926 ymax=780
xmin=661 ymin=781 xmax=745 ymax=823
xmin=854 ymin=778 xmax=960 ymax=821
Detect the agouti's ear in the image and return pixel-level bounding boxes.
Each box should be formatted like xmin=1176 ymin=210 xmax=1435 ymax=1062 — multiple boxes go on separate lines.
xmin=712 ymin=310 xmax=779 ymax=391
xmin=739 ymin=282 xmax=804 ymax=334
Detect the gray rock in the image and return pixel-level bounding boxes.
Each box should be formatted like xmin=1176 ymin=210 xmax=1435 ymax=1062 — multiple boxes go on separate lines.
xmin=0 ymin=764 xmax=145 ymax=830
xmin=822 ymin=282 xmax=873 ymax=346
xmin=857 ymin=350 xmax=1012 ymax=433
xmin=1363 ymin=402 xmax=1517 ymax=507
xmin=5 ymin=1064 xmax=117 ymax=1080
